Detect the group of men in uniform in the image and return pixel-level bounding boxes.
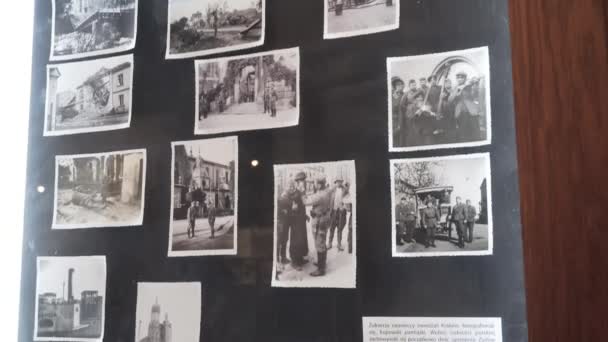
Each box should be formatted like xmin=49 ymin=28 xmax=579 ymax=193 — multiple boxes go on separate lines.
xmin=277 ymin=171 xmax=353 ymax=277
xmin=391 ymin=71 xmax=484 ymax=147
xmin=395 ymin=195 xmax=477 ymax=249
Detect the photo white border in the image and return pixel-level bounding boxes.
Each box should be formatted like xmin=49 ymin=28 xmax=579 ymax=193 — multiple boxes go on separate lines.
xmin=165 ymin=0 xmax=266 ymax=60
xmin=193 ymin=47 xmax=300 ymax=135
xmin=389 ymin=152 xmax=493 ymax=257
xmin=271 ymin=159 xmax=357 ymax=289
xmin=135 ymin=282 xmax=202 ymax=342
xmin=33 ymin=256 xmax=107 ymax=342
xmin=52 ymin=148 xmax=147 ymax=230
xmin=49 ymin=0 xmax=139 ymax=61
xmin=43 ymin=54 xmax=135 ymax=137
xmin=387 ymin=46 xmax=492 ymax=152
xmin=167 ymin=136 xmax=238 ymax=257
xmin=323 ymin=0 xmax=400 ymax=40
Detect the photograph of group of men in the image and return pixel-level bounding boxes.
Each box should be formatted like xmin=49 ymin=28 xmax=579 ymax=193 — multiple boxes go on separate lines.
xmin=388 ymin=47 xmax=491 ymax=151
xmin=391 ymin=154 xmax=492 ymax=256
xmin=396 ymin=195 xmax=477 ymax=249
xmin=272 ymin=161 xmax=356 ymax=288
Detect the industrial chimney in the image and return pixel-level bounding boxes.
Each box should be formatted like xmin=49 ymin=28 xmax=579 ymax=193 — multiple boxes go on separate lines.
xmin=68 ymin=268 xmax=75 ymax=303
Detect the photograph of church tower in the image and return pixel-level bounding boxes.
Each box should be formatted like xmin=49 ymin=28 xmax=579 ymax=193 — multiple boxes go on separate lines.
xmin=135 ymin=282 xmax=201 ymax=342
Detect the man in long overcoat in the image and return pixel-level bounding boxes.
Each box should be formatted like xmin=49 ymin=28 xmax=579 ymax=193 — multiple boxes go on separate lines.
xmin=422 ymin=198 xmax=440 ymax=248
xmin=289 ymin=172 xmax=310 ymax=266
xmin=451 ymin=196 xmax=467 ymax=248
xmin=465 ymin=199 xmax=477 ymax=243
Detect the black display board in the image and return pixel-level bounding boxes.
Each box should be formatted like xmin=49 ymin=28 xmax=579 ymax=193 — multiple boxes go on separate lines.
xmin=19 ymin=0 xmax=527 ymax=341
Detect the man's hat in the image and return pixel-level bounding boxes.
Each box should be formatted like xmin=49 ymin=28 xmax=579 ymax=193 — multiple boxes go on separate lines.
xmin=294 ymin=171 xmax=307 ymax=181
xmin=334 ymin=178 xmax=343 ymax=184
xmin=391 ymin=76 xmax=404 ymax=87
xmin=456 ymin=71 xmax=468 ymax=78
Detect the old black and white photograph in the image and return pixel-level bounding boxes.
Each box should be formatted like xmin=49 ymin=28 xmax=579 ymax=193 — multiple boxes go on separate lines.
xmin=166 ymin=0 xmax=265 ymax=59
xmin=388 ymin=47 xmax=491 ymax=152
xmin=272 ymin=160 xmax=356 ymax=288
xmin=324 ymin=0 xmax=399 ymax=39
xmin=135 ymin=282 xmax=201 ymax=342
xmin=53 ymin=149 xmax=146 ymax=229
xmin=44 ymin=54 xmax=133 ymax=136
xmin=194 ymin=47 xmax=299 ymax=135
xmin=390 ymin=153 xmax=493 ymax=257
xmin=50 ymin=0 xmax=138 ymax=61
xmin=34 ymin=256 xmax=106 ymax=342
xmin=169 ymin=137 xmax=237 ymax=257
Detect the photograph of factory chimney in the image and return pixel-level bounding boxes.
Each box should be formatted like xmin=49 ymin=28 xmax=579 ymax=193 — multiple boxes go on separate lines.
xmin=135 ymin=282 xmax=201 ymax=342
xmin=52 ymin=149 xmax=146 ymax=229
xmin=194 ymin=47 xmax=300 ymax=135
xmin=34 ymin=256 xmax=106 ymax=342
xmin=51 ymin=0 xmax=138 ymax=61
xmin=168 ymin=137 xmax=237 ymax=257
xmin=44 ymin=54 xmax=134 ymax=136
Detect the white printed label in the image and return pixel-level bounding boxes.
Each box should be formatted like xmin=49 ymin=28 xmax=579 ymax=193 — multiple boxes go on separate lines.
xmin=363 ymin=317 xmax=502 ymax=342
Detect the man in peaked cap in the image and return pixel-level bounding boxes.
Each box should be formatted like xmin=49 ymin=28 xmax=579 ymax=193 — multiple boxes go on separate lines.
xmin=451 ymin=196 xmax=467 ymax=248
xmin=303 ymin=175 xmax=337 ymax=277
xmin=290 ymin=172 xmax=309 ymax=267
xmin=422 ymin=197 xmax=440 ymax=248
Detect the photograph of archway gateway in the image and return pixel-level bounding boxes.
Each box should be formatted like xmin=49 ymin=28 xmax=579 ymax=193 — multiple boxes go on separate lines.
xmin=194 ymin=47 xmax=300 ymax=135
xmin=50 ymin=0 xmax=138 ymax=61
xmin=166 ymin=0 xmax=265 ymax=59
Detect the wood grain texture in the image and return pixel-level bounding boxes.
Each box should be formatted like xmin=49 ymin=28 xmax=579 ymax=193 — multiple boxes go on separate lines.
xmin=509 ymin=0 xmax=608 ymax=340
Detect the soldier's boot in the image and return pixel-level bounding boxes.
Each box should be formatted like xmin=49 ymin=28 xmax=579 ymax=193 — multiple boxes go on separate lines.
xmin=337 ymin=230 xmax=344 ymax=251
xmin=310 ymin=252 xmax=326 ymax=277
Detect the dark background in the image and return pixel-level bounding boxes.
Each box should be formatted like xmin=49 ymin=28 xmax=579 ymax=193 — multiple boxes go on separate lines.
xmin=19 ymin=0 xmax=528 ymax=341
xmin=509 ymin=0 xmax=608 ymax=341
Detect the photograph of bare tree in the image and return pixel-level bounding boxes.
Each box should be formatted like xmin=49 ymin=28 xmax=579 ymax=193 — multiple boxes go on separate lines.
xmin=166 ymin=0 xmax=265 ymax=59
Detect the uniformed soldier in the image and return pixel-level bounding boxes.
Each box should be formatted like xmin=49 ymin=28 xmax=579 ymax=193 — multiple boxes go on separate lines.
xmin=208 ymin=201 xmax=217 ymax=239
xmin=451 ymin=196 xmax=467 ymax=248
xmin=303 ymin=175 xmax=336 ymax=277
xmin=422 ymin=198 xmax=440 ymax=248
xmin=187 ymin=201 xmax=197 ymax=238
xmin=327 ymin=179 xmax=346 ymax=251
xmin=395 ymin=196 xmax=414 ymax=245
xmin=465 ymin=199 xmax=477 ymax=243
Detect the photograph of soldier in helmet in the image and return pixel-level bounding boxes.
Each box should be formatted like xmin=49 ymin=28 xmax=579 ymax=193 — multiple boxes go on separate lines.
xmin=272 ymin=160 xmax=356 ymax=288
xmin=388 ymin=47 xmax=491 ymax=152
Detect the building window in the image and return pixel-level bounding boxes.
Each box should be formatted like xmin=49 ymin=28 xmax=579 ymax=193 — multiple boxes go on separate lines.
xmin=118 ymin=74 xmax=124 ymax=87
xmin=119 ymin=94 xmax=125 ymax=106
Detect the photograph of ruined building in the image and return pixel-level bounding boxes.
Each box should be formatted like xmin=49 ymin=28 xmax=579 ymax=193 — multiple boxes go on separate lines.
xmin=45 ymin=54 xmax=133 ymax=136
xmin=35 ymin=256 xmax=106 ymax=341
xmin=53 ymin=149 xmax=146 ymax=229
xmin=51 ymin=0 xmax=138 ymax=60
xmin=195 ymin=48 xmax=299 ymax=134
xmin=167 ymin=0 xmax=264 ymax=58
